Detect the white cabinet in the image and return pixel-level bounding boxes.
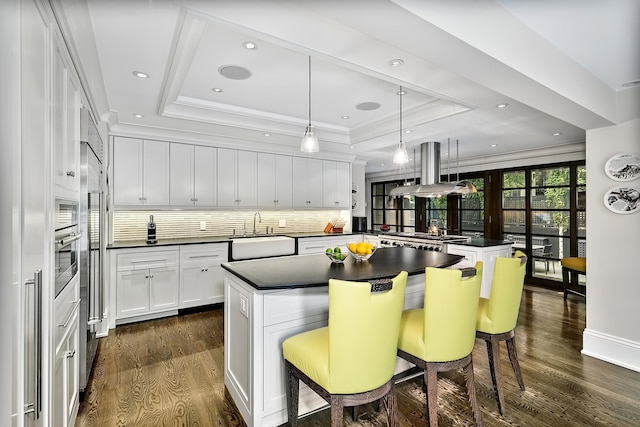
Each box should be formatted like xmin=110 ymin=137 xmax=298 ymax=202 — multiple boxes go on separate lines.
xmin=297 ymin=235 xmax=362 ymax=254
xmin=292 ymin=157 xmax=323 ymax=207
xmin=112 ymin=137 xmax=170 ymax=206
xmin=217 ymin=148 xmax=258 ymax=207
xmin=179 ymin=243 xmax=228 ymax=308
xmin=52 ymin=39 xmax=79 ymax=197
xmin=170 ymin=143 xmax=217 ymax=206
xmin=53 ymin=275 xmax=80 ymax=427
xmin=445 ymin=243 xmax=512 ymax=298
xmin=322 ymin=160 xmax=350 ymax=208
xmin=257 ymin=153 xmax=293 ymax=207
xmin=114 ymin=247 xmax=179 ymax=322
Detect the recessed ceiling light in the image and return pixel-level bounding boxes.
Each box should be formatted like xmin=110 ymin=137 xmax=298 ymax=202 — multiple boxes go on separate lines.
xmin=132 ymin=71 xmax=150 ymax=79
xmin=212 ymin=87 xmax=223 ymax=93
xmin=404 ymin=130 xmax=412 ymax=134
xmin=341 ymin=116 xmax=350 ymax=120
xmin=553 ymin=132 xmax=562 ymax=136
xmin=133 ymin=114 xmax=144 ymax=118
xmin=349 ymin=145 xmax=355 ymax=149
xmin=490 ymin=144 xmax=497 ymax=147
xmin=381 ymin=163 xmax=385 ymax=166
xmin=263 ymin=133 xmax=270 ymax=137
xmin=622 ymin=80 xmax=640 ymax=88
xmin=388 ymin=59 xmax=404 ymax=67
xmin=242 ymin=41 xmax=257 ymax=50
xmin=496 ymin=103 xmax=509 ymax=108
xmin=397 ymin=90 xmax=406 ymax=96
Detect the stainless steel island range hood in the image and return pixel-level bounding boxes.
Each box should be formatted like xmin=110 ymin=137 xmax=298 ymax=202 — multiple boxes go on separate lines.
xmin=389 ymin=141 xmax=477 ymax=197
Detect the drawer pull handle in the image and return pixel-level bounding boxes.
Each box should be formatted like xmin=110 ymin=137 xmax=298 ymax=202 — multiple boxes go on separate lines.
xmin=189 ymin=255 xmax=219 ymax=259
xmin=131 ymin=259 xmax=167 ymax=263
xmin=57 ymin=299 xmax=80 ymax=328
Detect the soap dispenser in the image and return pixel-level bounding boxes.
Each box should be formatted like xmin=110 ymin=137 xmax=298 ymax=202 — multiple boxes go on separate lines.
xmin=146 ymin=215 xmax=157 ymax=244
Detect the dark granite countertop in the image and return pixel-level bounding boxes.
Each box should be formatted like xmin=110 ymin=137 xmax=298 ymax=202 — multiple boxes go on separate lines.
xmin=446 ymin=238 xmax=513 ymax=248
xmin=221 ymin=246 xmax=464 ymax=290
xmin=107 ymin=231 xmax=367 ymax=250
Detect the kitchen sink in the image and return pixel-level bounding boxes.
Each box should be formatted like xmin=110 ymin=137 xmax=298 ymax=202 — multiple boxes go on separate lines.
xmin=230 ymin=235 xmax=295 ymax=260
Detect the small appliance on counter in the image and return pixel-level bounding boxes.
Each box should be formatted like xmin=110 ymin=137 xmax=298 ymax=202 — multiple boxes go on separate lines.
xmin=352 ymin=216 xmax=367 ymax=232
xmin=146 ymin=215 xmax=157 ymax=244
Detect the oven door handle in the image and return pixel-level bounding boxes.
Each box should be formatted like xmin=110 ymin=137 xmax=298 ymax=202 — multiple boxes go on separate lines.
xmin=56 ymin=232 xmax=82 ymax=249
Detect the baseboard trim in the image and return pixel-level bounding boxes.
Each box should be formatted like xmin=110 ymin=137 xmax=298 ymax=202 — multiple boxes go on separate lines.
xmin=582 ymin=328 xmax=640 ymax=372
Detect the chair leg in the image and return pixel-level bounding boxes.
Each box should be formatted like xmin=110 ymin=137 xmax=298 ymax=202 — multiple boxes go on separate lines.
xmin=382 ymin=383 xmax=398 ymax=427
xmin=562 ymin=267 xmax=569 ymax=300
xmin=425 ymin=363 xmax=439 ymax=427
xmin=485 ymin=335 xmax=505 ymax=415
xmin=505 ymin=335 xmax=525 ymax=391
xmin=463 ymin=357 xmax=483 ymax=427
xmin=285 ymin=361 xmax=299 ymax=426
xmin=330 ymin=395 xmax=344 ymax=427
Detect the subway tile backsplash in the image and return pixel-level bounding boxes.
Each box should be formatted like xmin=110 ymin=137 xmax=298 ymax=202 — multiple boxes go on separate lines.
xmin=112 ymin=210 xmax=352 ymax=242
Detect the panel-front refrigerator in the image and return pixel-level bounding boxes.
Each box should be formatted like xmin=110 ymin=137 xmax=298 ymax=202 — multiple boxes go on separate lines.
xmin=79 ymin=109 xmax=103 ymax=393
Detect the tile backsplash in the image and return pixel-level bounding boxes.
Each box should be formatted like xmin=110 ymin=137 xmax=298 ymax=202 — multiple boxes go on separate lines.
xmin=112 ymin=209 xmax=351 ymax=242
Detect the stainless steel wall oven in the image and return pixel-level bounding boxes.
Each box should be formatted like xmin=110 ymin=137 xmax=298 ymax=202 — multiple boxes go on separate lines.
xmin=54 ymin=198 xmax=80 ymax=297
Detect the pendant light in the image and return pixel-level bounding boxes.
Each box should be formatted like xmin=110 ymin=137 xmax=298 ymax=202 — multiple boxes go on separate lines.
xmin=300 ymin=56 xmax=319 ymax=153
xmin=393 ymin=86 xmax=409 ymax=164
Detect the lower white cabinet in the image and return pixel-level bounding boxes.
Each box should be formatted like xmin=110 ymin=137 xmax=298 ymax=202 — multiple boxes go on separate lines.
xmin=179 ymin=244 xmax=228 ymax=308
xmin=445 ymin=242 xmax=512 ymax=298
xmin=53 ymin=275 xmax=80 ymax=427
xmin=114 ymin=247 xmax=180 ymax=322
xmin=297 ymin=235 xmax=362 ymax=254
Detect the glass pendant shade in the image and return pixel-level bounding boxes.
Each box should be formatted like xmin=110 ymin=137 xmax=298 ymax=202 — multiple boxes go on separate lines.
xmin=393 ymin=142 xmax=409 ymax=164
xmin=301 ymin=125 xmax=319 ymax=152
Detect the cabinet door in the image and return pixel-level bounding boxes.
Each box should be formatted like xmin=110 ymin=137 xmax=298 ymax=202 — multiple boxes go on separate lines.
xmin=149 ymin=266 xmax=179 ymax=311
xmin=322 ymin=161 xmax=350 ymax=208
xmin=52 ymin=45 xmax=67 ymax=190
xmin=194 ymin=145 xmax=216 ymax=206
xmin=217 ymin=148 xmax=237 ymax=206
xmin=113 ymin=137 xmax=143 ymax=205
xmin=293 ymin=157 xmax=323 ymax=207
xmin=237 ymin=150 xmax=257 ymax=207
xmin=116 ymin=269 xmax=149 ymax=318
xmin=143 ymin=140 xmax=170 ymax=205
xmin=274 ymin=155 xmax=293 ymax=207
xmin=65 ymin=321 xmax=79 ymax=427
xmin=257 ymin=153 xmax=277 ymax=206
xmin=64 ymin=73 xmax=79 ymax=194
xmin=169 ymin=143 xmax=194 ymax=205
xmin=52 ymin=350 xmax=66 ymax=427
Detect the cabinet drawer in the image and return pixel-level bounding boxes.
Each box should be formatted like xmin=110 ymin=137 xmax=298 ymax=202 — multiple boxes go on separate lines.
xmin=54 ymin=274 xmax=80 ymax=350
xmin=180 ymin=243 xmax=228 ymax=265
xmin=117 ymin=248 xmax=179 ymax=271
xmin=297 ymin=238 xmax=331 ymax=254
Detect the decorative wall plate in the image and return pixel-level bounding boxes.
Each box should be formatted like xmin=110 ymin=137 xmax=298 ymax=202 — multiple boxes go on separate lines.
xmin=603 ymin=186 xmax=640 ymax=214
xmin=351 ymin=183 xmax=360 ymax=195
xmin=604 ymin=153 xmax=640 ymax=181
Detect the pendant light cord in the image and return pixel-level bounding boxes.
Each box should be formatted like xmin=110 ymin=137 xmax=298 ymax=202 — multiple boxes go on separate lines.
xmin=399 ymin=86 xmax=403 ymax=144
xmin=308 ymin=56 xmax=312 ymax=127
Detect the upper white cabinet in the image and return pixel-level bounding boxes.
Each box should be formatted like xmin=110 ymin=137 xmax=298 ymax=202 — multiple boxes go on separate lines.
xmin=217 ymin=148 xmax=257 ymax=207
xmin=322 ymin=160 xmax=351 ymax=208
xmin=113 ymin=137 xmax=170 ymax=206
xmin=169 ymin=143 xmax=217 ymax=206
xmin=257 ymin=153 xmax=293 ymax=207
xmin=53 ymin=39 xmax=79 ymax=197
xmin=292 ymin=157 xmax=323 ymax=207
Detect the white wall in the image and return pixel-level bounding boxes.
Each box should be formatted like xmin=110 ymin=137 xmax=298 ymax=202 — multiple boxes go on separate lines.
xmin=582 ymin=117 xmax=640 ymax=372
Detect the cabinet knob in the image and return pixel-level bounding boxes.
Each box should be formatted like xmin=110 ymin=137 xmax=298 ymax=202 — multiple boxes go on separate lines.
xmin=66 ymin=171 xmax=75 ymax=177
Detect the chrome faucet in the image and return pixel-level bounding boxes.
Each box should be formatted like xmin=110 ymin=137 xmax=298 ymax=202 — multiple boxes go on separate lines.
xmin=253 ymin=212 xmax=262 ymax=235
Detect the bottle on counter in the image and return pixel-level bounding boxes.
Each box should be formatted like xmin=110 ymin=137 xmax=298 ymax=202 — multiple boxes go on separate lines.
xmin=146 ymin=215 xmax=157 ymax=244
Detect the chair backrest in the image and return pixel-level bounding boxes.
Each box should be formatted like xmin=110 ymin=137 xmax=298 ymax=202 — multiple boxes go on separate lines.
xmin=484 ymin=250 xmax=527 ymax=333
xmin=421 ymin=262 xmax=483 ymax=362
xmin=328 ymin=271 xmax=408 ymax=392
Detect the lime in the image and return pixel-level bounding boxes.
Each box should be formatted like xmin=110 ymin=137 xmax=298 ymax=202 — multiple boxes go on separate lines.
xmin=326 ymin=248 xmax=333 ymax=253
xmin=333 ymin=247 xmax=341 ymax=254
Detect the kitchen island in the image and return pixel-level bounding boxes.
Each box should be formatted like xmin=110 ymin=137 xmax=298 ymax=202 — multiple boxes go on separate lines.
xmin=222 ymin=247 xmax=463 ymax=427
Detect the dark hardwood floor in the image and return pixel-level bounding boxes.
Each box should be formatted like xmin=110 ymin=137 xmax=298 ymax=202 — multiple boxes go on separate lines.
xmin=76 ymin=287 xmax=640 ymax=426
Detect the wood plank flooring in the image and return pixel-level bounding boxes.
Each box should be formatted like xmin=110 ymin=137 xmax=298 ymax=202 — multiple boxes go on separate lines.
xmin=76 ymin=288 xmax=640 ymax=426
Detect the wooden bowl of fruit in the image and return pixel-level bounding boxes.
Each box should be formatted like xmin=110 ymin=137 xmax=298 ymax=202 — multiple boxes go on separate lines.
xmin=346 ymin=241 xmax=377 ymax=262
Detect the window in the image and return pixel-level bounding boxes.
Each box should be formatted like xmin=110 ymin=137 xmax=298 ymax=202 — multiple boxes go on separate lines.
xmin=459 ymin=177 xmax=485 ymax=237
xmin=371 ymin=181 xmax=416 ymax=232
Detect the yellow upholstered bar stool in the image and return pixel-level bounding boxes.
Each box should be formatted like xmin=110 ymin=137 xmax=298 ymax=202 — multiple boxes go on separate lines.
xmin=282 ymin=271 xmax=408 ymax=426
xmin=560 ymin=257 xmax=586 ymax=300
xmin=397 ymin=264 xmax=483 ymax=427
xmin=475 ymin=251 xmax=527 ymax=415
